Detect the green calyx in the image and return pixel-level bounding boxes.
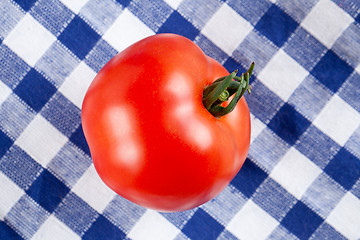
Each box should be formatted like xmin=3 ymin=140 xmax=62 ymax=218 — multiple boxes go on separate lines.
xmin=203 ymin=62 xmax=254 ymax=118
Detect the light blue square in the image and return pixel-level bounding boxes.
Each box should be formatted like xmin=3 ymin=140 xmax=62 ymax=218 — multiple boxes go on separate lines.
xmin=302 ymin=173 xmax=346 ymax=218
xmin=194 ymin=34 xmax=228 ymax=64
xmin=310 ymin=222 xmax=347 ymax=240
xmin=0 ymin=0 xmax=24 ymax=39
xmin=47 ymin=142 xmax=92 ymax=188
xmin=252 ymin=178 xmax=297 ymax=221
xmin=103 ymin=195 xmax=146 ymax=234
xmin=288 ymin=75 xmax=332 ymax=121
xmin=249 ymin=128 xmax=290 ymax=172
xmin=6 ymin=195 xmax=49 ymax=239
xmin=201 ymin=186 xmax=247 ymax=225
xmin=268 ymin=225 xmax=298 ymax=240
xmin=36 ymin=41 xmax=80 ymax=87
xmin=85 ymin=39 xmax=117 ymax=73
xmin=178 ymin=0 xmax=222 ymax=29
xmin=228 ymin=0 xmax=271 ymax=25
xmin=232 ymin=30 xmax=278 ymax=75
xmin=30 ymin=0 xmax=74 ymax=37
xmin=345 ymin=125 xmax=360 ymax=160
xmin=0 ymin=45 xmax=30 ymax=89
xmin=0 ymin=94 xmax=36 ymax=139
xmin=276 ymin=0 xmax=319 ymax=22
xmin=80 ymin=0 xmax=122 ymax=35
xmin=129 ymin=0 xmax=173 ymax=32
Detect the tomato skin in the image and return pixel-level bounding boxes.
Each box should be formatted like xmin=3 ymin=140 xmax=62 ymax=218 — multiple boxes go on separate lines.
xmin=81 ymin=34 xmax=250 ymax=212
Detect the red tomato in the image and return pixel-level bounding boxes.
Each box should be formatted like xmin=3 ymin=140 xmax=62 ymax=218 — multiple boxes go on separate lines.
xmin=81 ymin=34 xmax=252 ymax=212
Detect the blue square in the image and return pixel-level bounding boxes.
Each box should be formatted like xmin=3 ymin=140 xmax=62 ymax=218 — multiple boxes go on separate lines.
xmin=14 ymin=69 xmax=56 ymax=112
xmin=276 ymin=0 xmax=319 ymax=22
xmin=302 ymin=173 xmax=346 ymax=218
xmin=182 ymin=209 xmax=224 ymax=240
xmin=255 ymin=5 xmax=298 ymax=47
xmin=194 ymin=34 xmax=228 ymax=64
xmin=83 ymin=215 xmax=126 ymax=240
xmin=0 ymin=45 xmax=30 ymax=89
xmin=13 ymin=0 xmax=37 ymax=11
xmin=30 ymin=0 xmax=74 ymax=37
xmin=55 ymin=192 xmax=98 ymax=235
xmin=129 ymin=0 xmax=173 ymax=32
xmin=178 ymin=0 xmax=221 ymax=29
xmin=249 ymin=128 xmax=290 ymax=172
xmin=232 ymin=30 xmax=278 ymax=75
xmin=295 ymin=125 xmax=341 ymax=169
xmin=0 ymin=221 xmax=23 ymax=240
xmin=281 ymin=201 xmax=323 ymax=240
xmin=310 ymin=222 xmax=346 ymax=240
xmin=268 ymin=103 xmax=311 ymax=145
xmin=157 ymin=11 xmax=199 ymax=40
xmin=36 ymin=42 xmax=80 ymax=87
xmin=103 ymin=195 xmax=146 ymax=233
xmin=0 ymin=0 xmax=24 ymax=39
xmin=41 ymin=92 xmax=81 ymax=137
xmin=311 ymin=50 xmax=353 ymax=93
xmin=283 ymin=27 xmax=327 ymax=71
xmin=0 ymin=130 xmax=13 ymax=158
xmin=338 ymin=72 xmax=360 ymax=112
xmin=288 ymin=75 xmax=332 ymax=121
xmin=0 ymin=145 xmax=42 ymax=190
xmin=246 ymin=79 xmax=284 ymax=124
xmin=70 ymin=124 xmax=90 ymax=156
xmin=48 ymin=142 xmax=92 ymax=188
xmin=231 ymin=158 xmax=268 ymax=197
xmin=252 ymin=178 xmax=297 ymax=221
xmin=228 ymin=0 xmax=271 ymax=25
xmin=85 ymin=39 xmax=117 ymax=73
xmin=26 ymin=169 xmax=70 ymax=213
xmin=0 ymin=94 xmax=36 ymax=139
xmin=324 ymin=148 xmax=360 ymax=190
xmin=6 ymin=195 xmax=49 ymax=239
xmin=332 ymin=23 xmax=360 ymax=68
xmin=115 ymin=0 xmax=130 ymax=8
xmin=58 ymin=15 xmax=101 ymax=60
xmin=80 ymin=0 xmax=122 ymax=35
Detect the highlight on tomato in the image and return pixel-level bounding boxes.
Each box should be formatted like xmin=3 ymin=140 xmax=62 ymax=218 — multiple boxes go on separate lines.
xmin=81 ymin=33 xmax=254 ymax=212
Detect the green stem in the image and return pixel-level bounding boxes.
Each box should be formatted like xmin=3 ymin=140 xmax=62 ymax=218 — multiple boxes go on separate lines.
xmin=203 ymin=62 xmax=254 ymax=118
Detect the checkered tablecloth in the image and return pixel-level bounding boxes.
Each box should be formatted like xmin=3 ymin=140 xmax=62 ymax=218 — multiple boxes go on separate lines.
xmin=1 ymin=0 xmax=360 ymax=239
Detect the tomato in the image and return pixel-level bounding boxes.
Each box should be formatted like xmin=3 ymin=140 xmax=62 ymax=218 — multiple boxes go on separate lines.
xmin=81 ymin=34 xmax=253 ymax=212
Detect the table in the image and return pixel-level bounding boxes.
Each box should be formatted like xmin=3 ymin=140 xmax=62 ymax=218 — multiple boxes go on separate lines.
xmin=1 ymin=0 xmax=360 ymax=239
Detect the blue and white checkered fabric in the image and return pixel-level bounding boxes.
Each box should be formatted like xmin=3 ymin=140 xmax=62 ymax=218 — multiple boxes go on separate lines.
xmin=1 ymin=0 xmax=360 ymax=239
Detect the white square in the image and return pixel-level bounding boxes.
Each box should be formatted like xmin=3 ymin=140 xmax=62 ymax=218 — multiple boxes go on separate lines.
xmin=31 ymin=215 xmax=80 ymax=240
xmin=0 ymin=172 xmax=24 ymax=220
xmin=163 ymin=0 xmax=183 ymax=9
xmin=301 ymin=0 xmax=353 ymax=48
xmin=3 ymin=14 xmax=56 ymax=67
xmin=103 ymin=9 xmax=155 ymax=52
xmin=15 ymin=115 xmax=68 ymax=167
xmin=314 ymin=95 xmax=360 ymax=146
xmin=326 ymin=193 xmax=360 ymax=240
xmin=59 ymin=62 xmax=96 ymax=109
xmin=202 ymin=4 xmax=252 ymax=55
xmin=270 ymin=148 xmax=322 ymax=199
xmin=128 ymin=210 xmax=180 ymax=240
xmin=0 ymin=81 xmax=12 ymax=106
xmin=72 ymin=164 xmax=116 ymax=213
xmin=60 ymin=0 xmax=90 ymax=14
xmin=258 ymin=49 xmax=309 ymax=101
xmin=226 ymin=200 xmax=279 ymax=240
xmin=250 ymin=113 xmax=266 ymax=143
